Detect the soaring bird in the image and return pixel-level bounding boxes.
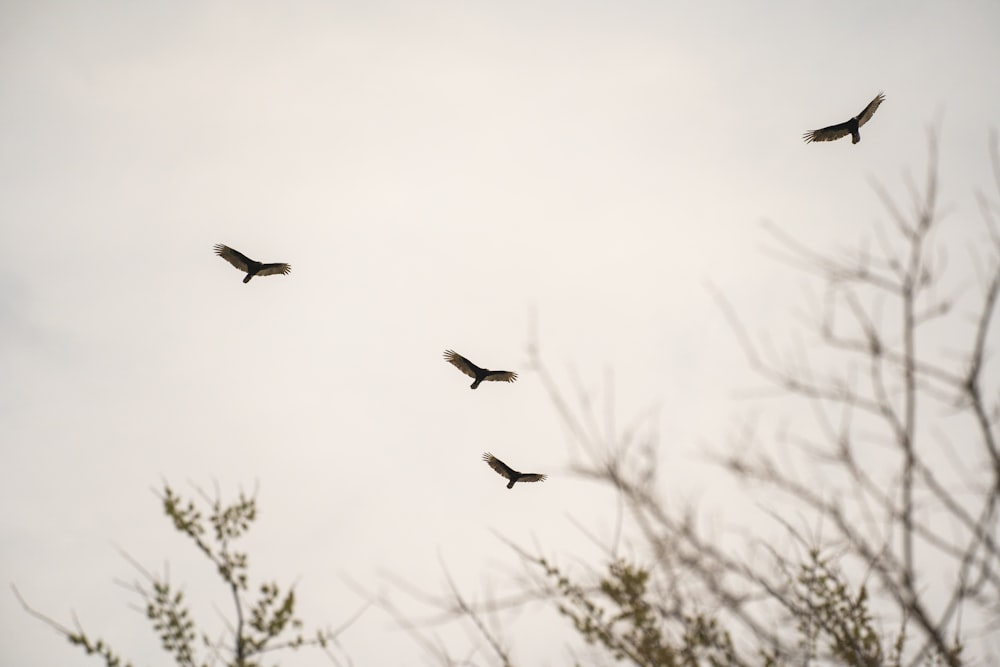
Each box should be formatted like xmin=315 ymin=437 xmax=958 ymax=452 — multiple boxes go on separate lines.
xmin=443 ymin=350 xmax=517 ymax=389
xmin=213 ymin=244 xmax=291 ymax=284
xmin=482 ymin=452 xmax=546 ymax=489
xmin=803 ymin=92 xmax=885 ymax=145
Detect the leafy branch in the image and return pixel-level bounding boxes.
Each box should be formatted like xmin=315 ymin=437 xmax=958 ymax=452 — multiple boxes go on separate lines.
xmin=15 ymin=483 xmax=364 ymax=667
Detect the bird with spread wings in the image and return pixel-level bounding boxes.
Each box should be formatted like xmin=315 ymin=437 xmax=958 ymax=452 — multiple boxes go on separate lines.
xmin=482 ymin=453 xmax=546 ymax=489
xmin=443 ymin=350 xmax=517 ymax=389
xmin=214 ymin=244 xmax=291 ymax=284
xmin=803 ymin=92 xmax=885 ymax=145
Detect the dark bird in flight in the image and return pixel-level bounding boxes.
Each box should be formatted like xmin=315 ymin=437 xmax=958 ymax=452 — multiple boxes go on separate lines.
xmin=482 ymin=452 xmax=547 ymax=489
xmin=214 ymin=244 xmax=291 ymax=284
xmin=443 ymin=350 xmax=517 ymax=389
xmin=803 ymin=92 xmax=885 ymax=145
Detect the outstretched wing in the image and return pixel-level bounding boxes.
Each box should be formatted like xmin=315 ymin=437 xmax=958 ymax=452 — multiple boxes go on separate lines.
xmin=855 ymin=92 xmax=885 ymax=128
xmin=214 ymin=244 xmax=254 ymax=272
xmin=483 ymin=370 xmax=518 ymax=384
xmin=803 ymin=121 xmax=853 ymax=144
xmin=444 ymin=350 xmax=483 ymax=379
xmin=803 ymin=92 xmax=885 ymax=143
xmin=482 ymin=452 xmax=517 ymax=480
xmin=517 ymin=473 xmax=547 ymax=484
xmin=256 ymin=262 xmax=291 ymax=277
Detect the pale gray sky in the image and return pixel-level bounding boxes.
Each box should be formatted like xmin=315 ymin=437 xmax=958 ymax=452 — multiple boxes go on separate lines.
xmin=2 ymin=1 xmax=999 ymax=665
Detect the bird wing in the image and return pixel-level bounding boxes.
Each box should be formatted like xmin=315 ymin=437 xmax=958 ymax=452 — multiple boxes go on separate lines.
xmin=255 ymin=262 xmax=291 ymax=277
xmin=855 ymin=92 xmax=885 ymax=128
xmin=444 ymin=350 xmax=482 ymax=379
xmin=483 ymin=370 xmax=518 ymax=383
xmin=517 ymin=473 xmax=547 ymax=484
xmin=802 ymin=121 xmax=853 ymax=144
xmin=214 ymin=244 xmax=254 ymax=272
xmin=483 ymin=452 xmax=516 ymax=480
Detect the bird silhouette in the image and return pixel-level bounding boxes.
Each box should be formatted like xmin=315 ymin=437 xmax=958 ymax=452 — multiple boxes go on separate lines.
xmin=803 ymin=92 xmax=885 ymax=145
xmin=443 ymin=350 xmax=517 ymax=389
xmin=214 ymin=244 xmax=291 ymax=284
xmin=482 ymin=452 xmax=546 ymax=489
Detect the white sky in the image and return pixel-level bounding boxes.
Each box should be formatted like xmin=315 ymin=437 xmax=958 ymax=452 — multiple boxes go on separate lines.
xmin=2 ymin=1 xmax=999 ymax=665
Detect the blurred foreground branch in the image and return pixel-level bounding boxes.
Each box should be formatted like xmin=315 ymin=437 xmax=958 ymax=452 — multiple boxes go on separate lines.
xmin=391 ymin=132 xmax=1000 ymax=666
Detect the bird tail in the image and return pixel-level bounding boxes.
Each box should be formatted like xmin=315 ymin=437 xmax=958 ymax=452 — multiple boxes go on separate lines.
xmin=243 ymin=274 xmax=252 ymax=284
xmin=851 ymin=130 xmax=860 ymax=144
xmin=507 ymin=479 xmax=515 ymax=489
xmin=470 ymin=379 xmax=481 ymax=389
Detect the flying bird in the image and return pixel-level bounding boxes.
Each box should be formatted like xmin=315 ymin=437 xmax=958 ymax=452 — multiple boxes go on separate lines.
xmin=213 ymin=244 xmax=291 ymax=283
xmin=443 ymin=350 xmax=517 ymax=389
xmin=482 ymin=452 xmax=547 ymax=489
xmin=803 ymin=92 xmax=885 ymax=145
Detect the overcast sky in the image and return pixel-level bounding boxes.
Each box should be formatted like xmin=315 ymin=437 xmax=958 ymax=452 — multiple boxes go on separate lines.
xmin=2 ymin=1 xmax=999 ymax=665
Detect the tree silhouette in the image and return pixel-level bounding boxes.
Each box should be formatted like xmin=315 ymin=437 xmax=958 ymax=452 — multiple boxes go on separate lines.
xmin=388 ymin=132 xmax=999 ymax=666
